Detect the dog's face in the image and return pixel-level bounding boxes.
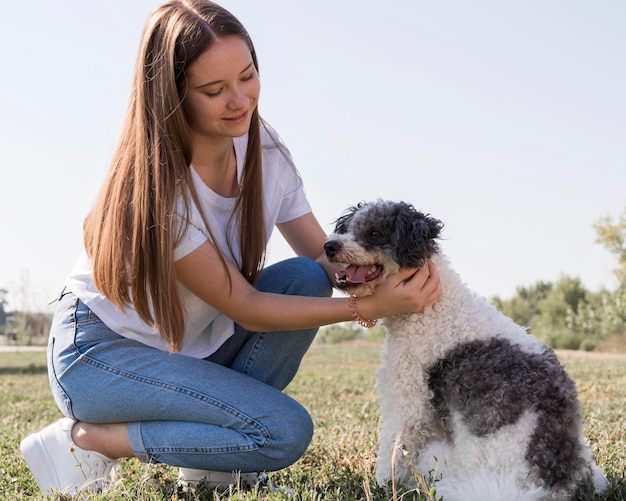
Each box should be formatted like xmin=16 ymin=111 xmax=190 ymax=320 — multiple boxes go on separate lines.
xmin=324 ymin=200 xmax=443 ymax=296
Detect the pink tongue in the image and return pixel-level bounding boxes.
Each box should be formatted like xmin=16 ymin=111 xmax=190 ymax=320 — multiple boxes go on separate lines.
xmin=339 ymin=265 xmax=373 ymax=284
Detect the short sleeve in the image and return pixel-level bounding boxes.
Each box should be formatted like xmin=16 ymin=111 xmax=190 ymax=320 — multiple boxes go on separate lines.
xmin=260 ymin=124 xmax=312 ymax=224
xmin=173 ymin=196 xmax=209 ymax=261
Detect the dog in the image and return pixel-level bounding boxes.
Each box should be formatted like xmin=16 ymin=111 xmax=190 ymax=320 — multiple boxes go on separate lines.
xmin=324 ymin=200 xmax=608 ymax=500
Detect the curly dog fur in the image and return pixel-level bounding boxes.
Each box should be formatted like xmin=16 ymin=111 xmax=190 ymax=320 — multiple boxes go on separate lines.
xmin=324 ymin=200 xmax=608 ymax=500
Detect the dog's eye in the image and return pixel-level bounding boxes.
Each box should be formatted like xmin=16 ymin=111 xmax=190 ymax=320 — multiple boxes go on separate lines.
xmin=368 ymin=230 xmax=385 ymax=243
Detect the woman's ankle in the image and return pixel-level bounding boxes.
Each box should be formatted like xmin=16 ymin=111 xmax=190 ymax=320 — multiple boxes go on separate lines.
xmin=71 ymin=421 xmax=133 ymax=459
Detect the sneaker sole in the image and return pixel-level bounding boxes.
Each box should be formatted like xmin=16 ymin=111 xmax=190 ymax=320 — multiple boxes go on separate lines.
xmin=21 ymin=432 xmax=65 ymax=494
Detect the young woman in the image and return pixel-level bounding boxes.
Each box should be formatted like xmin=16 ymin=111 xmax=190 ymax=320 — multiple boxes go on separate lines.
xmin=20 ymin=0 xmax=441 ymax=495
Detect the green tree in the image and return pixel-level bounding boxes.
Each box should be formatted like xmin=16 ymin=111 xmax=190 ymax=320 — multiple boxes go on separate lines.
xmin=0 ymin=288 xmax=7 ymax=333
xmin=317 ymin=324 xmax=361 ymax=344
xmin=594 ymin=206 xmax=626 ymax=284
xmin=491 ymin=281 xmax=552 ymax=328
xmin=534 ymin=276 xmax=589 ymax=349
xmin=567 ymin=285 xmax=626 ymax=348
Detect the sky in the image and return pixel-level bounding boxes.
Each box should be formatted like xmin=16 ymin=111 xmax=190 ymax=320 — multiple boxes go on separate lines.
xmin=1 ymin=0 xmax=624 ymax=311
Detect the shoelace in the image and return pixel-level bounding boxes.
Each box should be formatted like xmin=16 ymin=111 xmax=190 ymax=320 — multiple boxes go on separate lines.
xmin=76 ymin=451 xmax=122 ymax=490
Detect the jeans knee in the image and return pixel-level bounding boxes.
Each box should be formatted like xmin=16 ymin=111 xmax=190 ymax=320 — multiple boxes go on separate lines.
xmin=258 ymin=257 xmax=333 ymax=298
xmin=279 ymin=257 xmax=332 ymax=299
xmin=263 ymin=399 xmax=314 ymax=470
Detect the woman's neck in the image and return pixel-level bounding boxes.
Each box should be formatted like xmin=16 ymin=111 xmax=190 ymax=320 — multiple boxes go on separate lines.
xmin=191 ymin=138 xmax=239 ymax=198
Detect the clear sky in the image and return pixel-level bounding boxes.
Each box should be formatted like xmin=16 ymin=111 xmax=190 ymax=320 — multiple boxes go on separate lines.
xmin=1 ymin=0 xmax=624 ymax=311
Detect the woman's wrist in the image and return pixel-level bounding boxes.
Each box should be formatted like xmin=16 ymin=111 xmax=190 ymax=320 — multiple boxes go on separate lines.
xmin=348 ymin=295 xmax=377 ymax=328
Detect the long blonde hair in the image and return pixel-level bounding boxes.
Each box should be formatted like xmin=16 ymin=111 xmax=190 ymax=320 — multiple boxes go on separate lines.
xmin=84 ymin=0 xmax=265 ymax=351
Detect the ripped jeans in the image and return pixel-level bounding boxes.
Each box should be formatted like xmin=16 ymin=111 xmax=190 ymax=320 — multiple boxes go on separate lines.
xmin=47 ymin=257 xmax=332 ymax=472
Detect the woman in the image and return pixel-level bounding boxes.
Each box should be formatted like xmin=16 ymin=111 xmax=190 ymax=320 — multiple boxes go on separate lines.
xmin=20 ymin=0 xmax=441 ymax=495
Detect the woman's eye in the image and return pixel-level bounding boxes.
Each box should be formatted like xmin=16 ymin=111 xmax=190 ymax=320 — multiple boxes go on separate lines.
xmin=205 ymin=89 xmax=222 ymax=98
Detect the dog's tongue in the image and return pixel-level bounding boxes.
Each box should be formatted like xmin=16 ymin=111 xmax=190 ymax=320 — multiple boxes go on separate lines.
xmin=337 ymin=265 xmax=379 ymax=284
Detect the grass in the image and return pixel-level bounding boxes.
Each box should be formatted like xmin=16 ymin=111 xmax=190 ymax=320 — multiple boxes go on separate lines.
xmin=1 ymin=343 xmax=625 ymax=500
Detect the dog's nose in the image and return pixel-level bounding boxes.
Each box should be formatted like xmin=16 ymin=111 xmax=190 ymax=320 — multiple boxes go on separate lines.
xmin=324 ymin=240 xmax=341 ymax=258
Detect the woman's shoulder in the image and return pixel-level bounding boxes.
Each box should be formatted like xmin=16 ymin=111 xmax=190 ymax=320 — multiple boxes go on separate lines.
xmin=257 ymin=121 xmax=295 ymax=170
xmin=259 ymin=119 xmax=288 ymax=149
xmin=232 ymin=120 xmax=286 ymax=154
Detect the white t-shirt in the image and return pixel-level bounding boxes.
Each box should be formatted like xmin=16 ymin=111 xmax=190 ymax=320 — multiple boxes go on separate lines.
xmin=65 ymin=124 xmax=311 ymax=358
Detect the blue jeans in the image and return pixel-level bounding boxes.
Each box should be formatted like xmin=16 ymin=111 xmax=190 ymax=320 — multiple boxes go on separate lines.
xmin=47 ymin=257 xmax=332 ymax=472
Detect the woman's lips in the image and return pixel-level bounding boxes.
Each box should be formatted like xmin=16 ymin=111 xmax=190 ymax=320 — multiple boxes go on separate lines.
xmin=223 ymin=110 xmax=248 ymax=124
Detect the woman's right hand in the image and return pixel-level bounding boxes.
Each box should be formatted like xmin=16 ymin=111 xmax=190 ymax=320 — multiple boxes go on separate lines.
xmin=357 ymin=261 xmax=441 ymax=321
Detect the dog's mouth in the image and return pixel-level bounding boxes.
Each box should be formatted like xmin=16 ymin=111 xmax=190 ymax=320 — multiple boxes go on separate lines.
xmin=335 ymin=264 xmax=383 ymax=289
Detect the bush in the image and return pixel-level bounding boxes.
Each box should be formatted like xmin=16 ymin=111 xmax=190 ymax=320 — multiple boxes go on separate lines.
xmin=541 ymin=329 xmax=584 ymax=351
xmin=493 ymin=278 xmax=626 ymax=352
xmin=316 ymin=324 xmax=362 ymax=344
xmin=568 ymin=286 xmax=626 ymax=341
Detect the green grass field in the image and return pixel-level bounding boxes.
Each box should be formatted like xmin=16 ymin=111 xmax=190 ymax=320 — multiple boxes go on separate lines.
xmin=1 ymin=343 xmax=624 ymax=500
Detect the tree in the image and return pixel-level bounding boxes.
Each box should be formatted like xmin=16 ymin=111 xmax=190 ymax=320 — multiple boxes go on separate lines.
xmin=537 ymin=276 xmax=587 ymax=326
xmin=491 ymin=281 xmax=552 ymax=328
xmin=567 ymin=286 xmax=626 ymax=346
xmin=317 ymin=323 xmax=361 ymax=344
xmin=594 ymin=207 xmax=626 ymax=284
xmin=533 ymin=276 xmax=589 ymax=349
xmin=0 ymin=288 xmax=7 ymax=333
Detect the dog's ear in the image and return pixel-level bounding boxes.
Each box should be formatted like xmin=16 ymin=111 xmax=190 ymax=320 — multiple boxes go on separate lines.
xmin=391 ymin=204 xmax=443 ymax=268
xmin=333 ymin=203 xmax=363 ymax=234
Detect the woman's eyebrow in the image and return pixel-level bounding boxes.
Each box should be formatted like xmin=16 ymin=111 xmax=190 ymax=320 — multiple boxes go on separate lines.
xmin=195 ymin=63 xmax=254 ymax=89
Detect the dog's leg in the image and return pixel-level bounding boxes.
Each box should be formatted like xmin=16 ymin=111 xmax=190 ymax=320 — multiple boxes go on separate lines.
xmin=375 ymin=419 xmax=399 ymax=486
xmin=376 ymin=412 xmax=445 ymax=488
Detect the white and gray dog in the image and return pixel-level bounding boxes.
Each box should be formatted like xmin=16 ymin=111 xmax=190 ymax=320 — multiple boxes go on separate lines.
xmin=324 ymin=200 xmax=608 ymax=500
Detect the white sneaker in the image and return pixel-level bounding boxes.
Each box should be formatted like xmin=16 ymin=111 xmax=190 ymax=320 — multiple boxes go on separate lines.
xmin=20 ymin=418 xmax=122 ymax=495
xmin=178 ymin=468 xmax=295 ymax=495
xmin=177 ymin=467 xmax=258 ymax=491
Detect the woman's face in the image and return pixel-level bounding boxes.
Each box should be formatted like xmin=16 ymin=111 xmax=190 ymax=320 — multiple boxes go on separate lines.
xmin=182 ymin=36 xmax=260 ymax=141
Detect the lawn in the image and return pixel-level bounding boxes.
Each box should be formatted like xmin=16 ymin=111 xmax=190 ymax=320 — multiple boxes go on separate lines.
xmin=1 ymin=343 xmax=624 ymax=500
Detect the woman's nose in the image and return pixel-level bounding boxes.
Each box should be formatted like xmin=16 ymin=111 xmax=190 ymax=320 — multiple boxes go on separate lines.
xmin=228 ymin=86 xmax=247 ymax=109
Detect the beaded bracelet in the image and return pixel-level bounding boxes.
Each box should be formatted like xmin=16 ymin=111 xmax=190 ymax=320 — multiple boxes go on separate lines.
xmin=348 ymin=295 xmax=377 ymax=328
